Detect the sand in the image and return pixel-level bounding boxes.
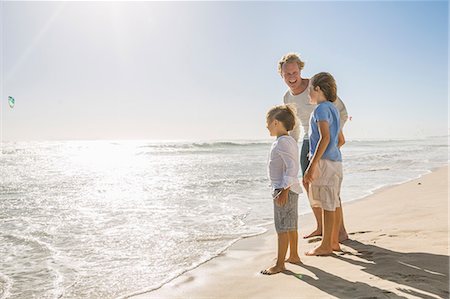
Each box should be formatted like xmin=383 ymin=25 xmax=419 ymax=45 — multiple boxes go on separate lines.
xmin=132 ymin=166 xmax=449 ymax=299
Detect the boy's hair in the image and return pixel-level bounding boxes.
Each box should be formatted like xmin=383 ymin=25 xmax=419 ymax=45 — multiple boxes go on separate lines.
xmin=266 ymin=104 xmax=297 ymax=131
xmin=277 ymin=52 xmax=305 ymax=74
xmin=311 ymin=72 xmax=337 ymax=102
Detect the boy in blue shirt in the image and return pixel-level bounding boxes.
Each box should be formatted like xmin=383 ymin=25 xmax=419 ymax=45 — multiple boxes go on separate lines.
xmin=303 ymin=72 xmax=344 ymax=256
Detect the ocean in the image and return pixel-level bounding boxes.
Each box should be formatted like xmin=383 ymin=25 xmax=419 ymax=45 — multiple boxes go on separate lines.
xmin=0 ymin=136 xmax=447 ymax=298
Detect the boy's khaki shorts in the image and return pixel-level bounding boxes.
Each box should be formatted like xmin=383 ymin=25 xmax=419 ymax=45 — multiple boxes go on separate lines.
xmin=309 ymin=159 xmax=343 ymax=212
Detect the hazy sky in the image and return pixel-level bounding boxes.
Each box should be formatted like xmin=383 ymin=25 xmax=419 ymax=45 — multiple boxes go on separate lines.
xmin=1 ymin=1 xmax=448 ymax=141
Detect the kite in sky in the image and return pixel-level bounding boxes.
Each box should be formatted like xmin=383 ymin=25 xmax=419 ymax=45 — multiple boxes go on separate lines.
xmin=8 ymin=96 xmax=15 ymax=108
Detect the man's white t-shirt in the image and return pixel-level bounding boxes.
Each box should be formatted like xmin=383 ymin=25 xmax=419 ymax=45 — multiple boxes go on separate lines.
xmin=283 ymin=87 xmax=348 ymax=142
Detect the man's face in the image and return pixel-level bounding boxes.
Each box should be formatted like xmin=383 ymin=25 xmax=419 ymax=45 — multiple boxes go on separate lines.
xmin=281 ymin=62 xmax=302 ymax=91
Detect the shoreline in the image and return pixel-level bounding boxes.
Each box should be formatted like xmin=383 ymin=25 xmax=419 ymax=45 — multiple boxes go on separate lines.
xmin=131 ymin=165 xmax=449 ymax=299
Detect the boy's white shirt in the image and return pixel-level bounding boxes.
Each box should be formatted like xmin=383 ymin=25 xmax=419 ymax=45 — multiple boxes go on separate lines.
xmin=268 ymin=135 xmax=301 ymax=194
xmin=283 ymin=88 xmax=348 ymax=142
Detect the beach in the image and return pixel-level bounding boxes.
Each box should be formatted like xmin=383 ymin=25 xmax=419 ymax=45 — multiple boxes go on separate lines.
xmin=2 ymin=1 xmax=448 ymax=297
xmin=133 ymin=166 xmax=449 ymax=299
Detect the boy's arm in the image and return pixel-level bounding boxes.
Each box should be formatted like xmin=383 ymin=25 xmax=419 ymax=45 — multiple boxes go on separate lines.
xmin=276 ymin=140 xmax=300 ymax=206
xmin=303 ymin=121 xmax=330 ymax=184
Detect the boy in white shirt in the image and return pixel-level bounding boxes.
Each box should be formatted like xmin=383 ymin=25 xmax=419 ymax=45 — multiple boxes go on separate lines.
xmin=261 ymin=104 xmax=302 ymax=275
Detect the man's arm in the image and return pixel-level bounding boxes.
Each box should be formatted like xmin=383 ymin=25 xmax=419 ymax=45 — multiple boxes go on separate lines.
xmin=336 ymin=96 xmax=348 ymax=131
xmin=335 ymin=97 xmax=347 ymax=149
xmin=283 ymin=93 xmax=300 ymax=142
xmin=289 ymin=125 xmax=300 ymax=142
xmin=338 ymin=130 xmax=345 ymax=148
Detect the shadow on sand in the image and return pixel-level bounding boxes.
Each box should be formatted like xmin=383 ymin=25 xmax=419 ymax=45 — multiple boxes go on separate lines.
xmin=282 ymin=239 xmax=448 ymax=298
xmin=335 ymin=239 xmax=449 ymax=298
xmin=284 ymin=265 xmax=405 ymax=299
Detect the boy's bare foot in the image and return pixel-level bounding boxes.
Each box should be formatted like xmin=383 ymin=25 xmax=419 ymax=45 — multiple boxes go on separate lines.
xmin=332 ymin=244 xmax=342 ymax=252
xmin=285 ymin=256 xmax=302 ymax=265
xmin=260 ymin=265 xmax=285 ymax=275
xmin=305 ymin=246 xmax=333 ymax=256
xmin=339 ymin=230 xmax=349 ymax=242
xmin=303 ymin=229 xmax=322 ymax=239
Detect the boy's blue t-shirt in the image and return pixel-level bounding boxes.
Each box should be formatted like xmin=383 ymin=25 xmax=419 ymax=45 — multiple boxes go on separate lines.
xmin=309 ymin=101 xmax=342 ymax=162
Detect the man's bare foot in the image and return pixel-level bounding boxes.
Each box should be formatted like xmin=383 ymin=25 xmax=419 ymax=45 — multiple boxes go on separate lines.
xmin=260 ymin=265 xmax=285 ymax=275
xmin=303 ymin=229 xmax=322 ymax=239
xmin=339 ymin=230 xmax=349 ymax=242
xmin=285 ymin=256 xmax=302 ymax=265
xmin=305 ymin=246 xmax=333 ymax=256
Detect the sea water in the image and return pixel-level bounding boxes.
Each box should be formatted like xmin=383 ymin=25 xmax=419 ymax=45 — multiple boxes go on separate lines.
xmin=0 ymin=136 xmax=447 ymax=298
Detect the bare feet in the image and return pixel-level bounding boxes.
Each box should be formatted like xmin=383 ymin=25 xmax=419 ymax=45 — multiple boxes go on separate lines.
xmin=303 ymin=229 xmax=322 ymax=239
xmin=261 ymin=265 xmax=285 ymax=275
xmin=332 ymin=244 xmax=342 ymax=252
xmin=285 ymin=256 xmax=302 ymax=265
xmin=305 ymin=246 xmax=333 ymax=256
xmin=339 ymin=230 xmax=349 ymax=242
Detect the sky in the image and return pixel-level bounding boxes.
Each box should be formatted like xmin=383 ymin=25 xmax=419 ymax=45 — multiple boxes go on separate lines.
xmin=0 ymin=1 xmax=448 ymax=141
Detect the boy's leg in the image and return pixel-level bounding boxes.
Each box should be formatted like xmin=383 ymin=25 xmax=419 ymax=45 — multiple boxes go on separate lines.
xmin=306 ymin=209 xmax=334 ymax=256
xmin=332 ymin=207 xmax=343 ymax=251
xmin=338 ymin=203 xmax=348 ymax=242
xmin=286 ymin=230 xmax=301 ymax=264
xmin=261 ymin=232 xmax=289 ymax=275
xmin=315 ymin=205 xmax=346 ymax=242
xmin=277 ymin=232 xmax=289 ymax=267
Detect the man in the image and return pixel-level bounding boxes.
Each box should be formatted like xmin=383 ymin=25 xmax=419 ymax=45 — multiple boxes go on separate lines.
xmin=278 ymin=52 xmax=348 ymax=242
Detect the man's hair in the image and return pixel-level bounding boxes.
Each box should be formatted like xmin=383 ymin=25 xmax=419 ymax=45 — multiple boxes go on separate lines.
xmin=277 ymin=53 xmax=305 ymax=74
xmin=311 ymin=72 xmax=337 ymax=102
xmin=266 ymin=104 xmax=297 ymax=131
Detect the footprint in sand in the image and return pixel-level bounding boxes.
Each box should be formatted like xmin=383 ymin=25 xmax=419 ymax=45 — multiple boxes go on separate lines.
xmin=307 ymin=237 xmax=322 ymax=244
xmin=348 ymin=230 xmax=372 ymax=235
xmin=392 ymin=272 xmax=427 ymax=283
xmin=356 ymin=250 xmax=374 ymax=257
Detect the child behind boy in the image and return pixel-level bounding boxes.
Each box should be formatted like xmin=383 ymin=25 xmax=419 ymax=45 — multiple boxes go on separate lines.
xmin=261 ymin=104 xmax=302 ymax=275
xmin=303 ymin=72 xmax=343 ymax=256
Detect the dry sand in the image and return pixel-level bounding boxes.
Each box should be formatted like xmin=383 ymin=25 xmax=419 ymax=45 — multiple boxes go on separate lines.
xmin=133 ymin=166 xmax=449 ymax=299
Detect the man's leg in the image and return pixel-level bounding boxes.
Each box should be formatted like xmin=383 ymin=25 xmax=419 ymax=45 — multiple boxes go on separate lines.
xmin=332 ymin=207 xmax=343 ymax=251
xmin=304 ymin=206 xmax=322 ymax=238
